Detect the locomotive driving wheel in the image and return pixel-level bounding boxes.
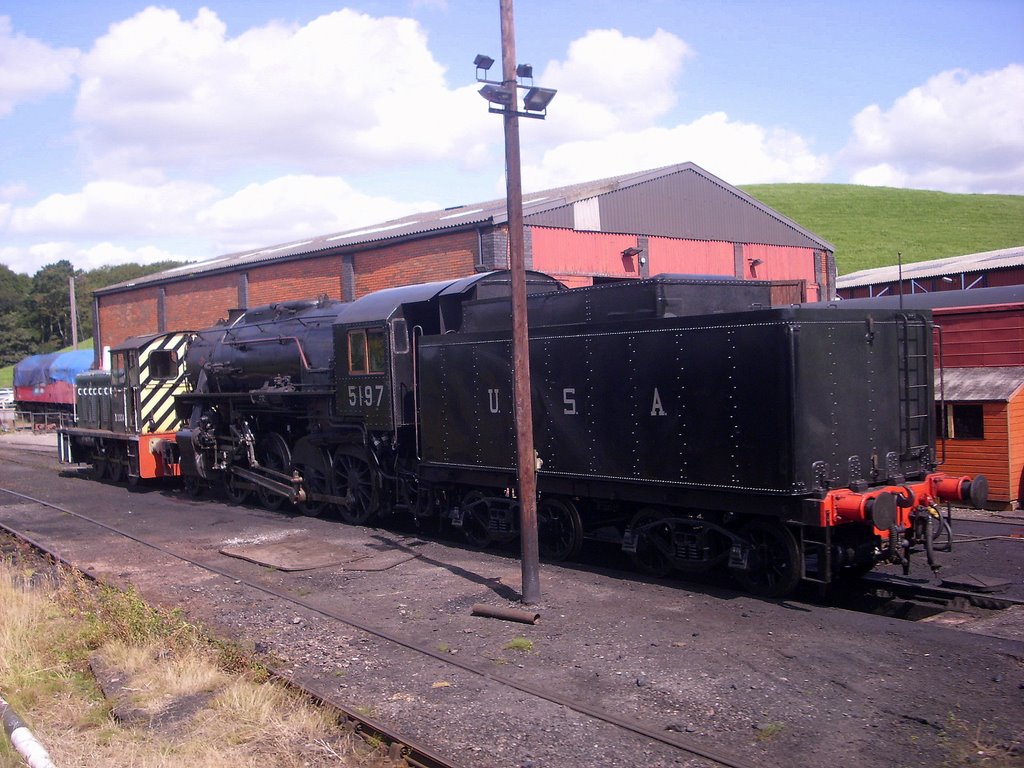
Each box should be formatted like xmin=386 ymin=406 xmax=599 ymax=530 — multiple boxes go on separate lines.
xmin=106 ymin=443 xmax=126 ymax=483
xmin=182 ymin=476 xmax=204 ymax=498
xmin=256 ymin=433 xmax=291 ymax=512
xmin=627 ymin=508 xmax=675 ymax=578
xmin=224 ymin=474 xmax=251 ymax=505
xmin=298 ymin=447 xmax=333 ymax=518
xmin=538 ymin=497 xmax=583 ymax=562
xmin=731 ymin=520 xmax=801 ymax=598
xmin=90 ymin=444 xmax=108 ymax=481
xmin=332 ymin=447 xmax=378 ymax=525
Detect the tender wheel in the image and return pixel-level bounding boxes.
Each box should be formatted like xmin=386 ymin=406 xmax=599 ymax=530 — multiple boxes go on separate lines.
xmin=732 ymin=520 xmax=801 ymax=598
xmin=332 ymin=448 xmax=378 ymax=525
xmin=106 ymin=443 xmax=126 ymax=483
xmin=627 ymin=508 xmax=675 ymax=578
xmin=298 ymin=447 xmax=333 ymax=518
xmin=538 ymin=497 xmax=584 ymax=562
xmin=457 ymin=490 xmax=494 ymax=549
xmin=256 ymin=433 xmax=291 ymax=512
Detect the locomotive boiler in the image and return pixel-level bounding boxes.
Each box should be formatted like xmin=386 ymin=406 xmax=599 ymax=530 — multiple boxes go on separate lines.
xmin=58 ymin=270 xmax=987 ymax=596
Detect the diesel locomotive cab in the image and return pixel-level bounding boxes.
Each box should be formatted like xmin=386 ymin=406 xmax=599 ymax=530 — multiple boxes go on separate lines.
xmin=58 ymin=332 xmax=193 ymax=482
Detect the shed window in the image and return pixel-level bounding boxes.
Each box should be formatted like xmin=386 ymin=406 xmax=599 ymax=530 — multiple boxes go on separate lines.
xmin=348 ymin=328 xmax=387 ymax=374
xmin=149 ymin=350 xmax=177 ymax=380
xmin=941 ymin=403 xmax=984 ymax=440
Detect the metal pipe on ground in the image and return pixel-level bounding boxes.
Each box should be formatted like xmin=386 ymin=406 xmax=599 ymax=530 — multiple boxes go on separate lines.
xmin=471 ymin=603 xmax=540 ymax=624
xmin=1 ymin=695 xmax=58 ymax=768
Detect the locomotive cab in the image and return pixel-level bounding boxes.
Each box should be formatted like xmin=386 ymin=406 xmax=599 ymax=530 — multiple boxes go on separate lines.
xmin=334 ymin=323 xmax=400 ymax=432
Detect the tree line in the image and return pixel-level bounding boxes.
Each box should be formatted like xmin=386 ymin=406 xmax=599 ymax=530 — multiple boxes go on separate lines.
xmin=0 ymin=260 xmax=183 ymax=368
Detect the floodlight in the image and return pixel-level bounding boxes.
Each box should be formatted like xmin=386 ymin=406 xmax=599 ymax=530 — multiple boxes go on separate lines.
xmin=516 ymin=63 xmax=533 ymax=79
xmin=522 ymin=86 xmax=557 ymax=112
xmin=474 ymin=54 xmax=495 ymax=71
xmin=479 ymin=84 xmax=515 ymax=106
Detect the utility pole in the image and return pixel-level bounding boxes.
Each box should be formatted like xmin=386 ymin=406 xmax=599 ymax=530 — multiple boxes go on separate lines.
xmin=69 ymin=276 xmax=79 ymax=348
xmin=499 ymin=0 xmax=540 ymax=605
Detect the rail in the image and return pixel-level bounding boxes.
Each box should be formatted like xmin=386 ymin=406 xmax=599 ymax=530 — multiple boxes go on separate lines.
xmin=0 ymin=485 xmax=760 ymax=768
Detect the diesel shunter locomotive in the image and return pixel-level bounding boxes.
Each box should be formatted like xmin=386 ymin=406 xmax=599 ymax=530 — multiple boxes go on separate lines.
xmin=58 ymin=270 xmax=987 ymax=596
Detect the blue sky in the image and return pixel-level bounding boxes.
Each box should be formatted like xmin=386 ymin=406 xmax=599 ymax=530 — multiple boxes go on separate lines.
xmin=1 ymin=0 xmax=1021 ymax=275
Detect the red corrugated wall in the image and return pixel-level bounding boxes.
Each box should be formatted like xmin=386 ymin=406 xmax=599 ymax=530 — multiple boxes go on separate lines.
xmin=646 ymin=237 xmax=733 ymax=276
xmin=934 ymin=305 xmax=1024 ymax=367
xmin=743 ymin=244 xmax=820 ymax=300
xmin=530 ymin=228 xmax=643 ymax=281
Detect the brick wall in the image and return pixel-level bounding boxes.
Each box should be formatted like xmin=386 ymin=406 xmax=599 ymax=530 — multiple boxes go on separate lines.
xmin=97 ymin=232 xmax=482 ymax=350
xmin=354 ymin=230 xmax=478 ymax=297
xmin=248 ymin=254 xmax=344 ymax=306
xmin=97 ymin=287 xmax=159 ymax=352
xmin=164 ymin=272 xmax=239 ymax=332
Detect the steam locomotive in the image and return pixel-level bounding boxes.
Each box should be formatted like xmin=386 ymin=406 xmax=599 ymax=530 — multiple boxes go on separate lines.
xmin=58 ymin=270 xmax=987 ymax=596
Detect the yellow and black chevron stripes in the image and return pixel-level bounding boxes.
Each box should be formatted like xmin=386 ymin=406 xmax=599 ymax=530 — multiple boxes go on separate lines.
xmin=136 ymin=332 xmax=192 ymax=435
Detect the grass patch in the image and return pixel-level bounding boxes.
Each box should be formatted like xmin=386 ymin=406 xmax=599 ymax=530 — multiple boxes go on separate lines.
xmin=741 ymin=184 xmax=1024 ymax=275
xmin=0 ymin=552 xmax=397 ymax=767
xmin=755 ymin=723 xmax=784 ymax=742
xmin=502 ymin=637 xmax=534 ymax=653
xmin=939 ymin=715 xmax=1022 ymax=767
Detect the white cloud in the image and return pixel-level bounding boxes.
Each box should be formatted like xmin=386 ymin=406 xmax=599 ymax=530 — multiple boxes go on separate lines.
xmin=522 ymin=112 xmax=830 ymax=192
xmin=197 ymin=174 xmax=438 ymax=253
xmin=539 ymin=28 xmax=693 ymax=141
xmin=73 ymin=7 xmax=490 ymax=179
xmin=3 ymin=172 xmax=439 ymax=269
xmin=844 ymin=65 xmax=1024 ymax=193
xmin=9 ymin=179 xmax=221 ymax=237
xmin=0 ymin=241 xmax=188 ymax=275
xmin=0 ymin=16 xmax=79 ymax=117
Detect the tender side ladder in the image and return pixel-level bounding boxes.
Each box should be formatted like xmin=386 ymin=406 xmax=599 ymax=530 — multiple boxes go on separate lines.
xmin=896 ymin=314 xmax=932 ymax=459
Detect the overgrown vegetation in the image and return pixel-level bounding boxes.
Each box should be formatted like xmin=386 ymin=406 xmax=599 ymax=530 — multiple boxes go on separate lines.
xmin=741 ymin=184 xmax=1024 ymax=275
xmin=0 ymin=550 xmax=393 ymax=767
xmin=0 ymin=260 xmax=182 ymax=368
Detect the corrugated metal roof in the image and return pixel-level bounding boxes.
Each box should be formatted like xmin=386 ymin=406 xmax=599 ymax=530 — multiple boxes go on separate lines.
xmin=940 ymin=366 xmax=1024 ymax=402
xmin=831 ymin=284 xmax=1024 ymax=310
xmin=98 ymin=162 xmax=833 ymax=295
xmin=525 ymin=164 xmax=834 ymax=251
xmin=838 ymin=246 xmax=1024 ymax=289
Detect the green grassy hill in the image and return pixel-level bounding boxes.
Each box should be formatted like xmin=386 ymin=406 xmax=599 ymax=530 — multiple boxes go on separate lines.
xmin=740 ymin=184 xmax=1024 ymax=276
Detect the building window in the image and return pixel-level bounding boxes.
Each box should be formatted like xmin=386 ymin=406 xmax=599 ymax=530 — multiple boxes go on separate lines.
xmin=348 ymin=328 xmax=387 ymax=374
xmin=940 ymin=403 xmax=984 ymax=440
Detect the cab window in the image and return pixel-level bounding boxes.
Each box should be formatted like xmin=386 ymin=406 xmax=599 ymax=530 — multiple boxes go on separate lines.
xmin=110 ymin=352 xmax=126 ymax=387
xmin=348 ymin=328 xmax=387 ymax=374
xmin=391 ymin=319 xmax=409 ymax=354
xmin=149 ymin=350 xmax=177 ymax=380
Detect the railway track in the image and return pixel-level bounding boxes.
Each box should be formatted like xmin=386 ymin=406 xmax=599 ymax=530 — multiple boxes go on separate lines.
xmin=860 ymin=572 xmax=1024 ymax=611
xmin=0 ymin=485 xmax=759 ymax=768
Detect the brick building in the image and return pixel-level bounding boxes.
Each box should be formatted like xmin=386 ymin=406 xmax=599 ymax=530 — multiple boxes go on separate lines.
xmin=91 ymin=162 xmax=835 ymax=356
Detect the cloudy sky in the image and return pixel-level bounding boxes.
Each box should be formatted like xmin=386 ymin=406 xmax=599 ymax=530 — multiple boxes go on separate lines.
xmin=1 ymin=0 xmax=1021 ymax=276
